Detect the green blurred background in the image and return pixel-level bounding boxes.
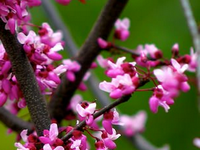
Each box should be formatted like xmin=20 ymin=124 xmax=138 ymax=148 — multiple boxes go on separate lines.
xmin=1 ymin=0 xmax=200 ymax=149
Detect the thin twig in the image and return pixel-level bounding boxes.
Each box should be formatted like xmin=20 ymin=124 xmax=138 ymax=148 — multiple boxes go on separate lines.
xmin=0 ymin=20 xmax=51 ymax=136
xmin=62 ymin=95 xmax=131 ymax=141
xmin=0 ymin=107 xmax=34 ymax=133
xmin=180 ymin=0 xmax=200 ymax=110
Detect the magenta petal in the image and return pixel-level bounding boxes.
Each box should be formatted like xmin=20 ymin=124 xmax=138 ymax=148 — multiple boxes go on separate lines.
xmin=102 ymin=120 xmax=113 ymax=135
xmin=86 ymin=115 xmax=94 ymax=125
xmin=15 ymin=4 xmax=22 ymax=19
xmin=10 ymin=85 xmax=20 ymax=100
xmin=2 ymin=79 xmax=11 ymax=94
xmin=48 ymin=72 xmax=60 ymax=84
xmin=104 ymin=138 xmax=116 ymax=149
xmin=1 ymin=61 xmax=11 ymax=75
xmin=32 ymin=53 xmax=46 ymax=64
xmin=47 ymin=52 xmax=62 ymax=61
xmin=7 ymin=18 xmax=16 ymax=34
xmin=66 ymin=71 xmax=75 ymax=82
xmin=39 ymin=137 xmax=52 ymax=144
xmin=149 ymin=96 xmax=159 ymax=113
xmin=122 ymin=86 xmax=135 ymax=95
xmin=180 ymin=82 xmax=190 ymax=92
xmin=110 ymin=89 xmax=122 ymax=99
xmin=78 ymin=82 xmax=87 ymax=91
xmin=97 ymin=38 xmax=108 ymax=49
xmin=120 ymin=30 xmax=130 ymax=41
xmin=0 ymin=93 xmax=7 ymax=106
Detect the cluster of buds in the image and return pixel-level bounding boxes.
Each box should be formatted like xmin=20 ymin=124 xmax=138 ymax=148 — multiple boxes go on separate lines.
xmin=0 ymin=0 xmax=41 ymax=34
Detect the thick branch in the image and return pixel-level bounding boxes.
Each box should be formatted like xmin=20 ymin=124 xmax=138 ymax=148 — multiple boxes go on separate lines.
xmin=0 ymin=107 xmax=33 ymax=133
xmin=49 ymin=0 xmax=129 ymax=122
xmin=0 ymin=20 xmax=51 ymax=136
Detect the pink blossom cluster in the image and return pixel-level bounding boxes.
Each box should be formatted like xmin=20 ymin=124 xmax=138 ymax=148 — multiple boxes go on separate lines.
xmin=0 ymin=0 xmax=41 ymax=34
xmin=15 ymin=106 xmax=127 ymax=150
xmin=71 ymin=97 xmax=132 ymax=149
xmin=150 ymin=59 xmax=190 ymax=113
xmin=98 ymin=56 xmax=139 ymax=99
xmin=97 ymin=42 xmax=197 ymax=113
xmin=0 ymin=22 xmax=82 ymax=114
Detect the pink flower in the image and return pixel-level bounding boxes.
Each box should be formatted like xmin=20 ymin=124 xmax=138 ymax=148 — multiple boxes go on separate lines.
xmin=106 ymin=57 xmax=126 ymax=78
xmin=97 ymin=38 xmax=111 ymax=49
xmin=114 ymin=18 xmax=130 ymax=41
xmin=120 ymin=111 xmax=147 ymax=136
xmin=102 ymin=109 xmax=122 ymax=134
xmin=39 ymin=123 xmax=59 ymax=145
xmin=149 ymin=85 xmax=174 ymax=113
xmin=62 ymin=59 xmax=81 ymax=82
xmin=39 ymin=23 xmax=63 ymax=47
xmin=97 ymin=55 xmax=110 ymax=68
xmin=69 ymin=130 xmax=88 ymax=150
xmin=153 ymin=59 xmax=190 ymax=97
xmin=101 ymin=129 xmax=121 ymax=149
xmin=99 ymin=74 xmax=137 ymax=99
xmin=172 ymin=43 xmax=179 ymax=56
xmin=76 ymin=102 xmax=96 ymax=125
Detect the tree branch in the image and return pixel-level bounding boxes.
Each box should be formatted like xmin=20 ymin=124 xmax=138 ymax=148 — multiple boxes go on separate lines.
xmin=0 ymin=107 xmax=33 ymax=133
xmin=0 ymin=20 xmax=51 ymax=136
xmin=130 ymin=134 xmax=170 ymax=150
xmin=48 ymin=0 xmax=129 ymax=122
xmin=180 ymin=0 xmax=200 ymax=109
xmin=62 ymin=94 xmax=131 ymax=141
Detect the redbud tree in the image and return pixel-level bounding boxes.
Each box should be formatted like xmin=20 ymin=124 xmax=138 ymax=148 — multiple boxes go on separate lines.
xmin=0 ymin=0 xmax=200 ymax=150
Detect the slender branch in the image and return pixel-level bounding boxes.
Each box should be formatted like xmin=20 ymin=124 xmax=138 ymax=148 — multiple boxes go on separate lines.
xmin=48 ymin=0 xmax=129 ymax=122
xmin=0 ymin=20 xmax=51 ymax=136
xmin=113 ymin=45 xmax=140 ymax=57
xmin=62 ymin=95 xmax=131 ymax=141
xmin=0 ymin=107 xmax=34 ymax=133
xmin=113 ymin=45 xmax=156 ymax=61
xmin=180 ymin=0 xmax=200 ymax=50
xmin=180 ymin=0 xmax=200 ymax=109
xmin=130 ymin=134 xmax=170 ymax=150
